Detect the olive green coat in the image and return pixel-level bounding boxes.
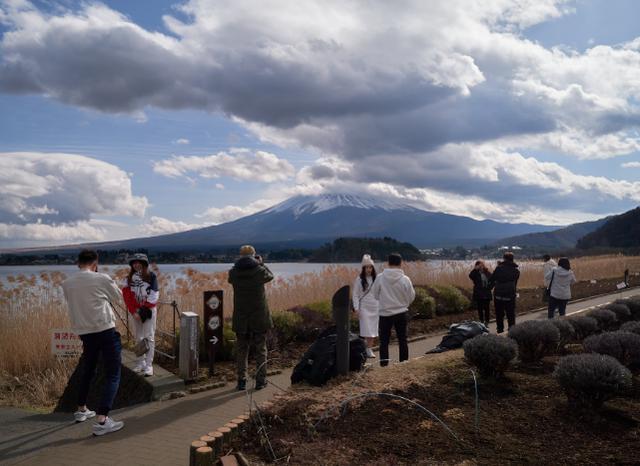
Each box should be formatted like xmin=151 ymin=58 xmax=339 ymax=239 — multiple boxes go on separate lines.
xmin=228 ymin=257 xmax=274 ymax=334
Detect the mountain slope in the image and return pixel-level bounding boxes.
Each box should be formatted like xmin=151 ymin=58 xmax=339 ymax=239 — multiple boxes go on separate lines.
xmin=7 ymin=194 xmax=557 ymax=253
xmin=494 ymin=217 xmax=608 ymax=249
xmin=577 ymin=207 xmax=640 ymax=249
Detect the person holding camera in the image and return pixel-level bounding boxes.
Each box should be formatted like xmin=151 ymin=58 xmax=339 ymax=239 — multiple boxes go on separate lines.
xmin=228 ymin=245 xmax=274 ymax=391
xmin=122 ymin=253 xmax=159 ymax=377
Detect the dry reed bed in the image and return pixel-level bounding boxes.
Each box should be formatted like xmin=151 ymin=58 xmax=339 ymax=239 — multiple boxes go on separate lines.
xmin=1 ymin=255 xmax=638 ymax=408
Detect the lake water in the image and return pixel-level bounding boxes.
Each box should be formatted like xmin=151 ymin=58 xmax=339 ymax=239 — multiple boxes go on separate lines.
xmin=0 ymin=262 xmax=362 ymax=281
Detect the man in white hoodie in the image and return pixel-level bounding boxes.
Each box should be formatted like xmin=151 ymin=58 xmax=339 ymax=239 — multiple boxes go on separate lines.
xmin=61 ymin=249 xmax=125 ymax=436
xmin=371 ymin=253 xmax=416 ymax=367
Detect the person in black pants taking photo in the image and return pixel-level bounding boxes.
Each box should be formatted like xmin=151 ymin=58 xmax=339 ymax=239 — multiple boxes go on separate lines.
xmin=489 ymin=252 xmax=520 ymax=334
xmin=469 ymin=260 xmax=493 ymax=328
xmin=371 ymin=253 xmax=416 ymax=367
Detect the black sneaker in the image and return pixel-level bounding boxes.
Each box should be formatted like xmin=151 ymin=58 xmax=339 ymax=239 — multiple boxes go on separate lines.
xmin=255 ymin=380 xmax=267 ymax=390
xmin=236 ymin=380 xmax=246 ymax=391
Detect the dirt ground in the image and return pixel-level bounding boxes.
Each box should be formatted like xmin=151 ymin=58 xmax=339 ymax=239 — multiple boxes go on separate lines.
xmin=232 ymin=351 xmax=640 ymax=465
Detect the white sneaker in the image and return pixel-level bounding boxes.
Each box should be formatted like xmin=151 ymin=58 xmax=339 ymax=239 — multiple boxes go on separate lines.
xmin=133 ymin=361 xmax=146 ymax=373
xmin=366 ymin=348 xmax=376 ymax=359
xmin=92 ymin=417 xmax=124 ymax=436
xmin=144 ymin=366 xmax=154 ymax=377
xmin=74 ymin=409 xmax=96 ymax=422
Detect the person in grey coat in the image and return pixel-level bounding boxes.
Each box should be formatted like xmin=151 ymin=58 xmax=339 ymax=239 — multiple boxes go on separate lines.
xmin=545 ymin=257 xmax=577 ymax=318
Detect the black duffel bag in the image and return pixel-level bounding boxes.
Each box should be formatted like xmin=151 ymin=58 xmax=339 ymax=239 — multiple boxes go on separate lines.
xmin=291 ymin=326 xmax=367 ymax=386
xmin=426 ymin=320 xmax=489 ymax=354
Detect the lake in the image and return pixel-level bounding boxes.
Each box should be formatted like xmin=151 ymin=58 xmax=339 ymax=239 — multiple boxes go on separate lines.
xmin=0 ymin=262 xmax=363 ymax=281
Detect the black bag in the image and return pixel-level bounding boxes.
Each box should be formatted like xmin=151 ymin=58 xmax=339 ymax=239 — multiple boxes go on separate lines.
xmin=291 ymin=326 xmax=367 ymax=386
xmin=426 ymin=321 xmax=489 ymax=354
xmin=543 ymin=271 xmax=555 ymax=302
xmin=138 ymin=306 xmax=152 ymax=323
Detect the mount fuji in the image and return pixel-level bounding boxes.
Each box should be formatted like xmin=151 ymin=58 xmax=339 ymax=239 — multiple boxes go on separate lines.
xmin=19 ymin=193 xmax=558 ymax=253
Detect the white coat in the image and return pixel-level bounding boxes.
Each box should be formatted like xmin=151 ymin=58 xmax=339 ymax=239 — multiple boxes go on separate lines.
xmin=353 ymin=276 xmax=379 ymax=338
xmin=545 ymin=266 xmax=577 ymax=300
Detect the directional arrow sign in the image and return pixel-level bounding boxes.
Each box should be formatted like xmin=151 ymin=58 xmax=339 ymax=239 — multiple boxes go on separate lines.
xmin=209 ymin=336 xmax=219 ymax=345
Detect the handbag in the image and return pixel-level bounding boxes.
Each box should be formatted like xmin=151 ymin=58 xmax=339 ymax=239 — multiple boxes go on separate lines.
xmin=544 ymin=270 xmax=556 ymax=301
xmin=134 ymin=338 xmax=150 ymax=357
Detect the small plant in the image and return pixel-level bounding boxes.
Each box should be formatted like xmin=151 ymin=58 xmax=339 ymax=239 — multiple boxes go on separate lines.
xmin=583 ymin=331 xmax=640 ymax=367
xmin=409 ymin=288 xmax=436 ymax=319
xmin=463 ymin=334 xmax=517 ymax=378
xmin=620 ymin=321 xmax=640 ymax=336
xmin=554 ymin=353 xmax=632 ymax=410
xmin=271 ymin=310 xmax=304 ymax=345
xmin=587 ymin=308 xmax=618 ymax=331
xmin=508 ymin=320 xmax=560 ymax=363
xmin=606 ymin=303 xmax=632 ymax=323
xmin=307 ymin=301 xmax=333 ymax=323
xmin=432 ymin=285 xmax=471 ymax=316
xmin=549 ymin=319 xmax=576 ymax=349
xmin=567 ymin=316 xmax=599 ymax=340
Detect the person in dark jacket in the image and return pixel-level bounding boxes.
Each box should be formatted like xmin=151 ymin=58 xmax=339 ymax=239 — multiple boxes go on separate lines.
xmin=469 ymin=260 xmax=492 ymax=327
xmin=489 ymin=252 xmax=520 ymax=333
xmin=228 ymin=245 xmax=274 ymax=391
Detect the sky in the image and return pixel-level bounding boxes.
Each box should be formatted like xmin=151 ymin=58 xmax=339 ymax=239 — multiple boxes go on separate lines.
xmin=0 ymin=0 xmax=639 ymax=248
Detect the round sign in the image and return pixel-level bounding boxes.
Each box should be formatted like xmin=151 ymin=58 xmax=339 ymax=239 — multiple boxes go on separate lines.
xmin=207 ymin=295 xmax=220 ymax=310
xmin=208 ymin=315 xmax=221 ymax=331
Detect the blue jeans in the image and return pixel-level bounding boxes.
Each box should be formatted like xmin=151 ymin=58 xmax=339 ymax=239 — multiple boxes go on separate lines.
xmin=548 ymin=296 xmax=568 ymax=319
xmin=78 ymin=328 xmax=122 ymax=416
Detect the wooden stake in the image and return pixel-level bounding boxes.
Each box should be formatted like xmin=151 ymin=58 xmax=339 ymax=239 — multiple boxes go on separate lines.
xmin=189 ymin=440 xmax=207 ymax=466
xmin=194 ymin=446 xmax=214 ymax=466
xmin=206 ymin=430 xmax=224 ymax=457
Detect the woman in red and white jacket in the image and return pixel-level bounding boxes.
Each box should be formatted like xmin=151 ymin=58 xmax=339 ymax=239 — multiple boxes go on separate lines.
xmin=122 ymin=253 xmax=159 ymax=377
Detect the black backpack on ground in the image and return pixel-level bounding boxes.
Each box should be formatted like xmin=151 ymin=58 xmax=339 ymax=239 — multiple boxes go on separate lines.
xmin=291 ymin=326 xmax=367 ymax=386
xmin=426 ymin=321 xmax=489 ymax=354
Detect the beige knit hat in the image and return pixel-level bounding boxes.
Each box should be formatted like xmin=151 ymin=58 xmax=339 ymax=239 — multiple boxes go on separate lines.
xmin=361 ymin=254 xmax=374 ymax=267
xmin=239 ymin=245 xmax=256 ymax=257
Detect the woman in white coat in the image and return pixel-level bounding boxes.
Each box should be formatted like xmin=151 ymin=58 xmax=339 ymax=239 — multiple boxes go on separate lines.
xmin=352 ymin=254 xmax=379 ymax=358
xmin=545 ymin=257 xmax=577 ymax=318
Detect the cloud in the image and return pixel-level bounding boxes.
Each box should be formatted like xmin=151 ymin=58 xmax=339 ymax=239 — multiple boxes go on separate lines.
xmin=622 ymin=161 xmax=640 ymax=168
xmin=142 ymin=216 xmax=204 ymax=236
xmin=196 ymin=199 xmax=278 ymax=225
xmin=153 ymin=148 xmax=295 ymax=182
xmin=174 ymin=138 xmax=190 ymax=145
xmin=0 ymin=151 xmax=148 ymax=242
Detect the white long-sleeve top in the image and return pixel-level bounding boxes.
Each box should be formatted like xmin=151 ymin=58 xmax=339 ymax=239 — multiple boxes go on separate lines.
xmin=543 ymin=259 xmax=557 ymax=287
xmin=371 ymin=268 xmax=416 ymax=317
xmin=61 ymin=270 xmax=123 ymax=335
xmin=352 ymin=276 xmax=378 ymax=312
xmin=545 ymin=266 xmax=577 ymax=300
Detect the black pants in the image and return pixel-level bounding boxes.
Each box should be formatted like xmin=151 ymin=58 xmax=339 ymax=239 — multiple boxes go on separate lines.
xmin=548 ymin=296 xmax=568 ymax=318
xmin=78 ymin=328 xmax=122 ymax=416
xmin=475 ymin=299 xmax=491 ymax=324
xmin=379 ymin=312 xmax=409 ymax=367
xmin=494 ymin=298 xmax=516 ymax=334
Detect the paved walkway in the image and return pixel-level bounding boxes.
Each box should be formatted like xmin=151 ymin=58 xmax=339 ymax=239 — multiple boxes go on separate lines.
xmin=1 ymin=287 xmax=638 ymax=466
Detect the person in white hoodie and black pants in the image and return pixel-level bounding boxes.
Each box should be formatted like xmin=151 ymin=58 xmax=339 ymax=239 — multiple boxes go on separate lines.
xmin=545 ymin=257 xmax=577 ymax=318
xmin=371 ymin=253 xmax=416 ymax=367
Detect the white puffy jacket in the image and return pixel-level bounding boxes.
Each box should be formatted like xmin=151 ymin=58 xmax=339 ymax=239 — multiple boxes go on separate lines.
xmin=545 ymin=266 xmax=577 ymax=300
xmin=371 ymin=268 xmax=416 ymax=316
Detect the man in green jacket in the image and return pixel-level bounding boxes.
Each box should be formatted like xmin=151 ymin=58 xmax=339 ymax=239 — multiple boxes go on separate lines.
xmin=228 ymin=245 xmax=274 ymax=391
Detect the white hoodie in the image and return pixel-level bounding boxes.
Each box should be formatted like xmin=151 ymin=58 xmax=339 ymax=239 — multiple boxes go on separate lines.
xmin=545 ymin=266 xmax=577 ymax=300
xmin=371 ymin=268 xmax=416 ymax=317
xmin=543 ymin=259 xmax=557 ymax=287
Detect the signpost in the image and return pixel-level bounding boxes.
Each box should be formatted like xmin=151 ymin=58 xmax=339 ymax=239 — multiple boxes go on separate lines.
xmin=204 ymin=290 xmax=224 ymax=376
xmin=179 ymin=312 xmax=199 ymax=381
xmin=332 ymin=285 xmax=351 ymax=376
xmin=51 ymin=329 xmax=83 ymax=358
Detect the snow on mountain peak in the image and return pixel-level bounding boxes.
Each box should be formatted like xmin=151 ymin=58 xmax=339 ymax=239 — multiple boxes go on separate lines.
xmin=264 ymin=193 xmax=418 ymax=217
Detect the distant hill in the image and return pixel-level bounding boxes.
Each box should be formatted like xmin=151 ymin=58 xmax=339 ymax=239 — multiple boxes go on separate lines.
xmin=309 ymin=237 xmax=423 ymax=262
xmin=3 ymin=193 xmax=557 ymax=254
xmin=495 ymin=217 xmax=608 ymax=250
xmin=577 ymin=207 xmax=640 ymax=249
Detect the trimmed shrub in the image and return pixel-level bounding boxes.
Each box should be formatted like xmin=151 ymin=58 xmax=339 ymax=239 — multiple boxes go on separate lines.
xmin=432 ymin=285 xmax=471 ymax=316
xmin=583 ymin=331 xmax=640 ymax=367
xmin=549 ymin=319 xmax=576 ymax=349
xmin=271 ymin=310 xmax=304 ymax=345
xmin=409 ymin=288 xmax=436 ymax=319
xmin=623 ymin=298 xmax=640 ymax=320
xmin=508 ymin=320 xmax=560 ymax=363
xmin=554 ymin=353 xmax=632 ymax=409
xmin=620 ymin=321 xmax=640 ymax=336
xmin=567 ymin=316 xmax=599 ymax=340
xmin=463 ymin=334 xmax=517 ymax=378
xmin=606 ymin=303 xmax=632 ymax=323
xmin=587 ymin=308 xmax=618 ymax=331
xmin=307 ymin=301 xmax=333 ymax=322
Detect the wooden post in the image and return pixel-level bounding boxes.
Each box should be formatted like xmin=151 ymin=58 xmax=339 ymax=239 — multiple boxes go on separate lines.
xmin=332 ymin=285 xmax=351 ymax=375
xmin=199 ymin=435 xmax=215 ymax=448
xmin=217 ymin=425 xmax=232 ymax=443
xmin=224 ymin=421 xmax=239 ymax=440
xmin=206 ymin=431 xmax=224 ymax=457
xmin=231 ymin=418 xmax=245 ymax=432
xmin=190 ymin=440 xmax=207 ymax=466
xmin=194 ymin=446 xmax=214 ymax=466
